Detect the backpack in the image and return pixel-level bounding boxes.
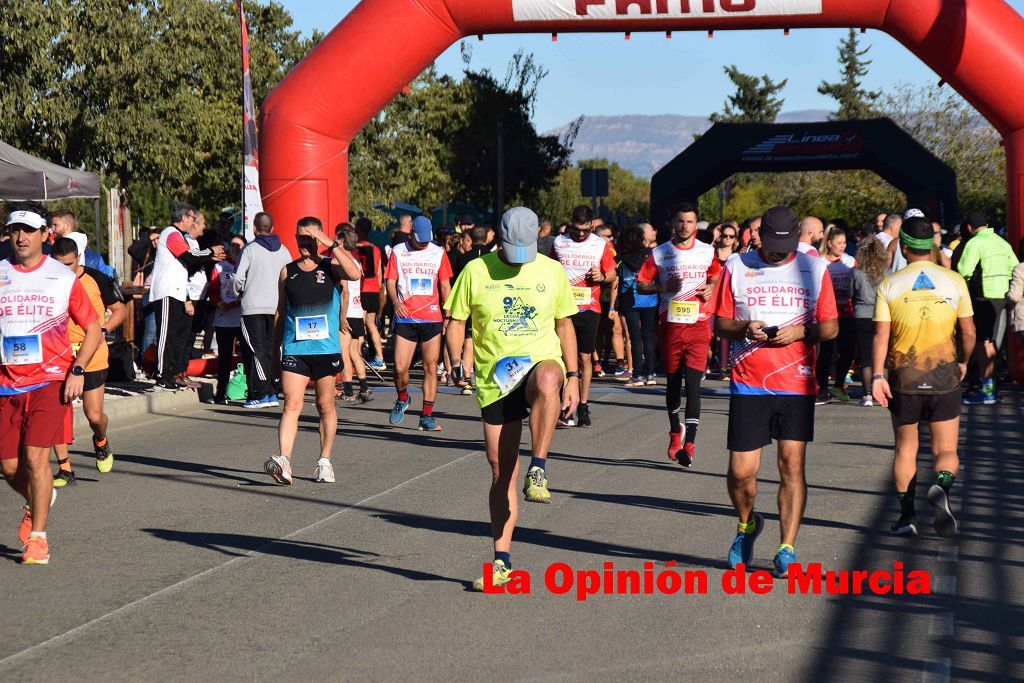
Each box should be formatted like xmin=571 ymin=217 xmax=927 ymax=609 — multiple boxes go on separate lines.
xmin=226 ymin=363 xmax=248 ymax=401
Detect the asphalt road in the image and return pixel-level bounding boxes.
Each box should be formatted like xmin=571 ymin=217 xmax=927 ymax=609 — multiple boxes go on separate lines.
xmin=0 ymin=377 xmax=1020 ymax=681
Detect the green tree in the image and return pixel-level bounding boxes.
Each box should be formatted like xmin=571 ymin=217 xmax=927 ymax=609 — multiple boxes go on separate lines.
xmin=535 ymin=159 xmax=650 ymax=223
xmin=709 ymin=65 xmax=787 ymax=125
xmin=818 ymin=29 xmax=881 ymax=120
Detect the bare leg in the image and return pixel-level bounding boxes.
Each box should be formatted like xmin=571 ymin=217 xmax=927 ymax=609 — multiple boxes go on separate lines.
xmin=82 ymin=388 xmax=108 ymax=438
xmin=579 ymin=352 xmax=593 ymax=404
xmin=483 ymin=420 xmax=523 ymax=553
xmin=728 ymin=449 xmax=762 ymax=524
xmin=776 ymin=440 xmax=808 ymax=547
xmin=929 ymin=416 xmax=961 ymax=478
xmin=392 ymin=336 xmax=416 ymax=394
xmin=314 ymin=374 xmax=337 ymax=459
xmin=364 ymin=311 xmax=384 ymax=360
xmin=525 ymin=361 xmax=565 ymax=466
xmin=420 ymin=335 xmax=441 ymax=405
xmin=278 ymin=371 xmax=308 ymax=458
xmin=340 ymin=330 xmax=354 ymax=384
xmin=23 ymin=446 xmax=52 ymax=532
xmin=892 ymin=418 xmax=920 ymax=492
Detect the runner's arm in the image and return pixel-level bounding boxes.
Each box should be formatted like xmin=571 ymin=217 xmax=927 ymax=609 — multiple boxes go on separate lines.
xmin=957 ymin=315 xmax=977 ymax=372
xmin=444 ymin=318 xmax=466 ymax=368
xmin=340 ymin=280 xmax=350 ymax=324
xmin=635 ymin=254 xmax=660 ymax=294
xmin=870 ymin=320 xmax=893 ymax=407
xmin=104 ymin=301 xmax=127 ymax=334
xmin=273 ymin=266 xmax=287 ymax=349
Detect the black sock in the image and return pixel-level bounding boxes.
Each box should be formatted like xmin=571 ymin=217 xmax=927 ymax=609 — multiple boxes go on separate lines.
xmin=936 ymin=470 xmax=955 ymax=492
xmin=358 ymin=376 xmax=368 ymax=392
xmin=666 ymin=368 xmax=684 ymax=433
xmin=669 ymin=409 xmax=682 ymax=434
xmin=494 ymin=551 xmax=511 ymax=568
xmin=684 ymin=420 xmax=698 ymax=445
xmin=343 ymin=381 xmax=354 ymax=396
xmin=897 ymin=474 xmax=917 ymax=517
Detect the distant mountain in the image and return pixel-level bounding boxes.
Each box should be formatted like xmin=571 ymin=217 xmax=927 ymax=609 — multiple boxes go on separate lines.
xmin=546 ymin=110 xmax=831 ymax=178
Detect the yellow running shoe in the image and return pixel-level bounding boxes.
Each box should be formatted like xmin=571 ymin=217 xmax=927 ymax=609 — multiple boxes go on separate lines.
xmin=94 ymin=437 xmax=114 ymax=473
xmin=21 ymin=536 xmax=49 ymax=565
xmin=523 ymin=466 xmax=551 ymax=503
xmin=53 ymin=470 xmax=76 ymax=488
xmin=472 ymin=560 xmax=511 ymax=591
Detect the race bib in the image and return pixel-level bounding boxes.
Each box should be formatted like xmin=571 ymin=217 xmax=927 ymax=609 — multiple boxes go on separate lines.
xmin=408 ymin=277 xmax=432 ymax=295
xmin=668 ymin=300 xmax=699 ymax=324
xmin=572 ymin=287 xmax=591 ymax=306
xmin=493 ymin=355 xmax=535 ymax=394
xmin=294 ymin=315 xmax=329 ymax=341
xmin=2 ymin=334 xmax=43 ymax=366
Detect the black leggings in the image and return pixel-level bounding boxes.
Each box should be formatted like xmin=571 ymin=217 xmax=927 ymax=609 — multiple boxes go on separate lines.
xmin=816 ymin=317 xmax=856 ymax=391
xmin=623 ymin=307 xmax=657 ymax=377
xmin=666 ymin=366 xmax=703 ymax=436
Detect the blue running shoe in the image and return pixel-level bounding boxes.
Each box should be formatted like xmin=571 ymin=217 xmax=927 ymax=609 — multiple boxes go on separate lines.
xmin=773 ymin=545 xmax=797 ymax=578
xmin=262 ymin=394 xmax=280 ymax=408
xmin=962 ymin=390 xmax=996 ymax=405
xmin=368 ymin=358 xmax=386 ymax=371
xmin=418 ymin=415 xmax=442 ymax=431
xmin=389 ymin=399 xmax=410 ymax=425
xmin=243 ymin=397 xmax=266 ymax=409
xmin=727 ymin=511 xmax=765 ymax=569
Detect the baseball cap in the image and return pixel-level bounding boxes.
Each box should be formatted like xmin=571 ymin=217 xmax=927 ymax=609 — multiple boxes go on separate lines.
xmin=412 ymin=216 xmax=434 ymax=243
xmin=67 ymin=232 xmax=88 ymax=266
xmin=904 ymin=208 xmax=925 ymax=219
xmin=499 ymin=207 xmax=539 ymax=265
xmin=6 ymin=208 xmax=47 ymax=231
xmin=963 ymin=211 xmax=987 ymax=229
xmin=759 ymin=206 xmax=800 ymax=253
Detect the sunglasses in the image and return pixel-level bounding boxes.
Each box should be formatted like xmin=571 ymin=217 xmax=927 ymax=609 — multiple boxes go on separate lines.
xmin=722 ymin=233 xmax=736 ymax=239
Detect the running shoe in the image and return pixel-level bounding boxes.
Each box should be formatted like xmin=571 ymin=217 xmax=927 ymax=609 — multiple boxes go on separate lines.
xmin=18 ymin=489 xmax=56 ymax=547
xmin=472 ymin=559 xmax=512 ymax=592
xmin=962 ymin=390 xmax=996 ymax=406
xmin=613 ymin=362 xmax=627 ymax=377
xmin=645 ymin=374 xmax=657 ymax=386
xmin=264 ymin=455 xmax=293 ymax=485
xmin=389 ymin=399 xmax=411 ymax=425
xmin=830 ymin=386 xmax=851 ymax=403
xmin=523 ymin=466 xmax=551 ymax=503
xmin=727 ymin=511 xmax=765 ymax=569
xmin=461 ymin=381 xmax=474 ymax=396
xmin=358 ymin=388 xmax=375 ymax=403
xmin=262 ymin=394 xmax=280 ymax=408
xmin=667 ymin=432 xmax=681 ymax=462
xmin=622 ymin=375 xmax=645 ymax=388
xmin=94 ymin=437 xmax=114 ymax=473
xmin=814 ymin=391 xmax=833 ymax=405
xmin=557 ymin=412 xmax=576 ymax=428
xmin=859 ymin=396 xmax=874 ymax=407
xmin=594 ymin=363 xmax=605 ymax=378
xmin=418 ymin=415 xmax=442 ymax=431
xmin=21 ymin=536 xmax=49 ymax=565
xmin=577 ymin=403 xmax=591 ymax=428
xmin=368 ymin=358 xmax=386 ymax=371
xmin=243 ymin=397 xmax=267 ymax=409
xmin=437 ymin=363 xmax=445 ymax=377
xmin=313 ymin=460 xmax=336 ymax=483
xmin=678 ymin=442 xmax=695 ymax=469
xmin=927 ymin=484 xmax=959 ymax=538
xmin=337 ymin=393 xmax=359 ymax=403
xmin=176 ymin=376 xmax=201 ymax=389
xmin=773 ymin=545 xmax=797 ymax=578
xmin=53 ymin=470 xmax=76 ymax=488
xmin=890 ymin=514 xmax=919 ymax=536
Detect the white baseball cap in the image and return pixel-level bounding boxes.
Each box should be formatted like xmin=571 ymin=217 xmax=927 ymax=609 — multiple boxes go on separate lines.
xmin=6 ymin=209 xmax=47 ymax=230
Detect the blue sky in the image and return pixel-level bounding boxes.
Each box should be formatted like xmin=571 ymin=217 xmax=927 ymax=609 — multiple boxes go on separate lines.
xmin=282 ymin=0 xmax=1024 ymax=132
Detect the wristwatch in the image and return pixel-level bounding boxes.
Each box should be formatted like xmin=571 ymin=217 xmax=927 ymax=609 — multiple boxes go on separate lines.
xmin=565 ymin=370 xmax=580 ymax=379
xmin=872 ymin=374 xmax=885 ymax=382
xmin=70 ymin=365 xmax=85 ymax=377
xmin=330 ymin=240 xmax=341 ymax=250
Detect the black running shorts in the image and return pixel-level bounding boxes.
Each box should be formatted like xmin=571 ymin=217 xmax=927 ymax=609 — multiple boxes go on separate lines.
xmin=345 ymin=317 xmax=366 ymax=339
xmin=394 ymin=322 xmax=443 ymax=344
xmin=727 ymin=394 xmax=816 ymax=452
xmin=480 ymin=365 xmax=541 ymax=426
xmin=571 ymin=310 xmax=600 ymax=355
xmin=889 ymin=389 xmax=961 ymax=425
xmin=281 ymin=354 xmax=341 ymax=381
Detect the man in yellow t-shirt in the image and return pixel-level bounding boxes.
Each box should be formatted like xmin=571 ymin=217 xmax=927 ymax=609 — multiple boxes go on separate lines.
xmin=445 ymin=207 xmax=580 ymax=591
xmin=872 ymin=217 xmax=976 ymax=540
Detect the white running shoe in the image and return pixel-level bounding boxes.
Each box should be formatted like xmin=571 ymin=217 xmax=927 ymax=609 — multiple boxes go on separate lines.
xmin=264 ymin=455 xmax=293 ymax=485
xmin=313 ymin=459 xmax=335 ymax=483
xmin=859 ymin=396 xmax=874 ymax=407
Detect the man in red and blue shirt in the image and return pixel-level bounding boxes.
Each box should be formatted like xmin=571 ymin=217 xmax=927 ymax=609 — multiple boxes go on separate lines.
xmin=0 ymin=203 xmax=103 ymax=565
xmin=714 ymin=206 xmax=838 ymax=579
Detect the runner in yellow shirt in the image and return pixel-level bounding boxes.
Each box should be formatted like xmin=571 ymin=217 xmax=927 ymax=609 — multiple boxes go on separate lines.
xmin=445 ymin=207 xmax=580 ymax=590
xmin=872 ymin=216 xmax=976 ymax=538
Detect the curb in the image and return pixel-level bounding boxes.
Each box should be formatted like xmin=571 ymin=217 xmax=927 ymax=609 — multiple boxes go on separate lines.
xmin=72 ymin=385 xmax=206 ymax=436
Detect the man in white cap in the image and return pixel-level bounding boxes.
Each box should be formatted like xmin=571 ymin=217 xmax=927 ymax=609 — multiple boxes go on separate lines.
xmin=445 ymin=207 xmax=580 ymax=590
xmin=0 ymin=202 xmax=103 ymax=565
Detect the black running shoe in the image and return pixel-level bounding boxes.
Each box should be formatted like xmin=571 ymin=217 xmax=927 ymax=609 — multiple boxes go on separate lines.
xmin=890 ymin=514 xmax=918 ymax=536
xmin=577 ymin=403 xmax=591 ymax=428
xmin=927 ymin=485 xmax=959 ymax=538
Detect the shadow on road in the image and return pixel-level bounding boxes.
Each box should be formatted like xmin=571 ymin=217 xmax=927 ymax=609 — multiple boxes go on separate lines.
xmin=142 ymin=528 xmax=465 ymax=585
xmin=804 ymin=400 xmax=1024 ymax=680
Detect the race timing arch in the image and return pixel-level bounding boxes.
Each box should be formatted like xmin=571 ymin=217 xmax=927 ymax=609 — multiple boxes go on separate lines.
xmin=262 ymin=0 xmax=1024 ymax=254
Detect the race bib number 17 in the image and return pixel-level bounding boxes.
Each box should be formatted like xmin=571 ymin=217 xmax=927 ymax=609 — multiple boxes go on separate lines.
xmin=295 ymin=315 xmax=329 ymax=341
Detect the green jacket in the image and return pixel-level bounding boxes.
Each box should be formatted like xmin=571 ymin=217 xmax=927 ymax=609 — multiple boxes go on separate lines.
xmin=956 ymin=228 xmax=1018 ymax=299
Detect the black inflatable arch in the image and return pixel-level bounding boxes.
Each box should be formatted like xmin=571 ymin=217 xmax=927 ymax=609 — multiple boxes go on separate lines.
xmin=650 ymin=118 xmax=958 ymax=230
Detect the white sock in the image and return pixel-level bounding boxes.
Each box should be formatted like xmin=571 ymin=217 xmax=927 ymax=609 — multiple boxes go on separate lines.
xmin=317 ymin=457 xmax=331 ymax=466
xmin=29 ymin=531 xmax=46 ymax=539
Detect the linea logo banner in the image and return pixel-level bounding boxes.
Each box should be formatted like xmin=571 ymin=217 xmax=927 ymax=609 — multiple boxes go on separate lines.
xmin=512 ymin=0 xmax=823 ymax=22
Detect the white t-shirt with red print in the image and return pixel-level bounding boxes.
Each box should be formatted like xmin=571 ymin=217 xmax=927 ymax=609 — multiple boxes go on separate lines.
xmin=637 ymin=240 xmax=722 ymax=324
xmin=550 ymin=232 xmax=616 ymax=314
xmin=0 ymin=256 xmax=99 ymax=395
xmin=714 ymin=250 xmax=838 ymax=396
xmin=385 ymin=241 xmax=452 ymax=324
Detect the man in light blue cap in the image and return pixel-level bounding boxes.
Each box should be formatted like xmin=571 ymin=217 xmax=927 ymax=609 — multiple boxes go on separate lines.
xmin=385 ymin=215 xmax=454 ymax=431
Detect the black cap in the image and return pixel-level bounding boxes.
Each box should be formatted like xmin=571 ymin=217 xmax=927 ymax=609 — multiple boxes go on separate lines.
xmin=963 ymin=211 xmax=987 ymax=229
xmin=457 ymin=214 xmax=475 ymax=226
xmin=760 ymin=206 xmax=800 ymax=253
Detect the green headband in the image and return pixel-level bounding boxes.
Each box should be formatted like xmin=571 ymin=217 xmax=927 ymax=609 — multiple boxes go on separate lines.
xmin=899 ymin=229 xmax=935 ymax=251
